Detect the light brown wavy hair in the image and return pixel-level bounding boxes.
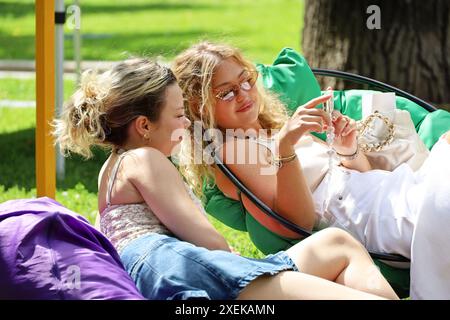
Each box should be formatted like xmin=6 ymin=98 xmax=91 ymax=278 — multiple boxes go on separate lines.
xmin=173 ymin=41 xmax=288 ymax=197
xmin=53 ymin=58 xmax=176 ymax=159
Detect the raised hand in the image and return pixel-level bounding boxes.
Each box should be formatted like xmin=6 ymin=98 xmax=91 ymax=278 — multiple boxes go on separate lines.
xmin=278 ymin=94 xmax=333 ymax=147
xmin=331 ymin=110 xmax=358 ymax=156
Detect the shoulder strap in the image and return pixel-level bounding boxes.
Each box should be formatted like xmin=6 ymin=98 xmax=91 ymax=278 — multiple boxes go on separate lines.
xmin=106 ymin=151 xmax=129 ymax=208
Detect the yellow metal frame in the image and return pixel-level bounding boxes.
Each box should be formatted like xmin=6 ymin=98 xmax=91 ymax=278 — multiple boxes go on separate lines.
xmin=35 ymin=0 xmax=56 ymax=198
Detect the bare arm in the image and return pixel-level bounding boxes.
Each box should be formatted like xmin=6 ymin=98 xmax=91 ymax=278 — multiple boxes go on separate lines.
xmin=329 ymin=111 xmax=372 ymax=172
xmin=340 ymin=153 xmax=372 ymax=172
xmin=309 ymin=134 xmax=371 ymax=172
xmin=128 ymin=148 xmax=230 ymax=252
xmin=218 ymin=94 xmax=334 ymax=232
xmin=219 ymin=137 xmax=316 ymax=231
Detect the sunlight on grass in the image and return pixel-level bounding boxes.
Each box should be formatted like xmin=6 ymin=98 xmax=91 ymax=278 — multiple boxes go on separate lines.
xmin=0 ymin=0 xmax=304 ymax=64
xmin=0 ymin=78 xmax=76 ymax=101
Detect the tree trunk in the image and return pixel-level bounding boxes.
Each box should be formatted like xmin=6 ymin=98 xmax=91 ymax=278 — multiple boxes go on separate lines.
xmin=302 ymin=0 xmax=450 ymax=105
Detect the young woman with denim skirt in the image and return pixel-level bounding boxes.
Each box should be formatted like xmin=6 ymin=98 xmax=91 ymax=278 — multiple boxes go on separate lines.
xmin=53 ymin=58 xmax=398 ymax=300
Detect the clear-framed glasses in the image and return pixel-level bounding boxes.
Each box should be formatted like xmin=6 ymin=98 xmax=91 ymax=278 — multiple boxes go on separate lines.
xmin=214 ymin=70 xmax=258 ymax=102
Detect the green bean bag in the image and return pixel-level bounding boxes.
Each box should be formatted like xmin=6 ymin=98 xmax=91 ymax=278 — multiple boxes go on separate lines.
xmin=204 ymin=48 xmax=450 ymax=297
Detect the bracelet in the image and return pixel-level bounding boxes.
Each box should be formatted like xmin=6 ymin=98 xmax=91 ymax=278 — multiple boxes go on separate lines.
xmin=335 ymin=145 xmax=359 ymax=161
xmin=271 ymin=153 xmax=297 ymax=168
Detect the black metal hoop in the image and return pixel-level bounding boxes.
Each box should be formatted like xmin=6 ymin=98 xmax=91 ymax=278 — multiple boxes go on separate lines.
xmin=311 ymin=68 xmax=437 ymax=112
xmin=214 ymin=154 xmax=410 ymax=263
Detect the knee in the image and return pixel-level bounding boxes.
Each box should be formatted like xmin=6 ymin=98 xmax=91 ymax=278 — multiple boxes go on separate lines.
xmin=292 ymin=228 xmax=364 ymax=258
xmin=319 ymin=228 xmax=362 ymax=250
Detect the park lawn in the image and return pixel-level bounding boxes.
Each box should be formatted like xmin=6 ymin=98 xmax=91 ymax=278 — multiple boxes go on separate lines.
xmin=0 ymin=77 xmax=76 ymax=101
xmin=0 ymin=106 xmax=264 ymax=258
xmin=0 ymin=0 xmax=304 ymax=64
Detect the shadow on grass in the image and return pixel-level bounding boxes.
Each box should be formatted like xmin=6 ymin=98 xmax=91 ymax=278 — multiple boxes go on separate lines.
xmin=0 ymin=128 xmax=108 ymax=193
xmin=0 ymin=1 xmax=219 ymax=19
xmin=80 ymin=1 xmax=221 ymax=14
xmin=0 ymin=29 xmax=229 ymax=60
xmin=66 ymin=29 xmax=228 ymax=59
xmin=0 ymin=32 xmax=35 ymax=60
xmin=0 ymin=1 xmax=34 ymax=19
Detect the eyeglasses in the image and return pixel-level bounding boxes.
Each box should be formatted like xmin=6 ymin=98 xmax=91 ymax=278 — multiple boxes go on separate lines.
xmin=214 ymin=70 xmax=258 ymax=102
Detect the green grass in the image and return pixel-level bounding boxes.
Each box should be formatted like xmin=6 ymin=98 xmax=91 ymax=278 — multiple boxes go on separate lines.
xmin=0 ymin=77 xmax=76 ymax=101
xmin=0 ymin=0 xmax=304 ymax=64
xmin=0 ymin=107 xmax=264 ymax=258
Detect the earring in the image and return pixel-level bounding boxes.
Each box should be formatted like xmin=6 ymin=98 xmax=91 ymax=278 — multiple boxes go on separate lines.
xmin=143 ymin=133 xmax=150 ymax=141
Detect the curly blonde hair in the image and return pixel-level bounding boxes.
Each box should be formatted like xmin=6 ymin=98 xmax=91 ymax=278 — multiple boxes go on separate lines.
xmin=53 ymin=58 xmax=176 ymax=159
xmin=173 ymin=41 xmax=288 ymax=197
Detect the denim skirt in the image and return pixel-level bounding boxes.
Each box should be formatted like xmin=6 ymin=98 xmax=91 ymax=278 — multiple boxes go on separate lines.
xmin=119 ymin=233 xmax=298 ymax=300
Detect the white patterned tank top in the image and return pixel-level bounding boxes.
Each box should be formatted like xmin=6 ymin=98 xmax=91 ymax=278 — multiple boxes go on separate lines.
xmin=99 ymin=150 xmax=172 ymax=254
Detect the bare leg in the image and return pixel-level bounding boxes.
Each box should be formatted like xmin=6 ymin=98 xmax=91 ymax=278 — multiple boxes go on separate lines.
xmin=283 ymin=228 xmax=399 ymax=299
xmin=238 ymin=228 xmax=397 ymax=300
xmin=237 ymin=271 xmax=386 ymax=300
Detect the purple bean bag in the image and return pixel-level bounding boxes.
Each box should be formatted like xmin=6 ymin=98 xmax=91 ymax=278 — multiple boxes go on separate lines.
xmin=0 ymin=197 xmax=144 ymax=300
